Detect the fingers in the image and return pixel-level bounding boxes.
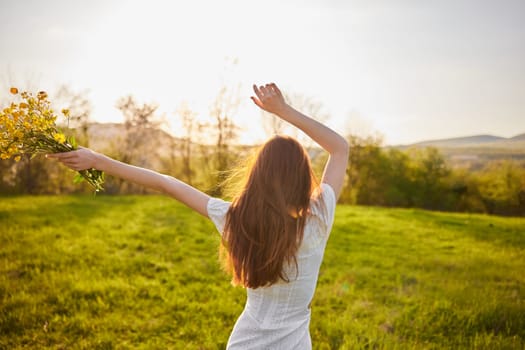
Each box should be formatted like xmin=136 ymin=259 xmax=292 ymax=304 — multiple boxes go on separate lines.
xmin=253 ymin=83 xmax=280 ymax=99
xmin=250 ymin=96 xmax=263 ymax=109
xmin=46 ymin=150 xmax=87 ymax=171
xmin=252 ymin=84 xmax=268 ymax=109
xmin=54 ymin=158 xmax=88 ymax=171
xmin=260 ymin=84 xmax=274 ymax=99
xmin=253 ymin=84 xmax=263 ymax=101
xmin=60 ymin=159 xmax=76 ymax=169
xmin=254 ymin=84 xmax=267 ymax=98
xmin=270 ymin=83 xmax=283 ymax=99
xmin=46 ymin=150 xmax=78 ymax=159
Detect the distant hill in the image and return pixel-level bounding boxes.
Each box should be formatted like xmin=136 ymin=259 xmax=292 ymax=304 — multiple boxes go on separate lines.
xmin=399 ymin=133 xmax=525 ymax=150
xmin=82 ymin=122 xmax=255 ymax=164
xmin=393 ymin=132 xmax=525 ymax=169
xmin=86 ymin=122 xmax=176 ymax=153
xmin=80 ymin=122 xmax=180 ymax=171
xmin=510 ymin=133 xmax=525 ymax=141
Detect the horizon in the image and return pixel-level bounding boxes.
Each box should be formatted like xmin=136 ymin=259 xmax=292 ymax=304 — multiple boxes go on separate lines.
xmin=83 ymin=120 xmax=525 ymax=148
xmin=1 ymin=0 xmax=524 ymax=145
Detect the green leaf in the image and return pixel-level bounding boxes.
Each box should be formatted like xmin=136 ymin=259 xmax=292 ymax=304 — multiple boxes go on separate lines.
xmin=68 ymin=135 xmax=78 ymax=149
xmin=73 ymin=173 xmax=85 ymax=184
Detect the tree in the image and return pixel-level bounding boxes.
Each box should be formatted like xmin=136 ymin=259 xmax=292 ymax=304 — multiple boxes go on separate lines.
xmin=341 ymin=134 xmax=385 ymax=204
xmin=114 ymin=95 xmax=163 ymax=193
xmin=477 ymin=160 xmax=525 ymax=215
xmin=408 ymin=147 xmax=450 ymax=210
xmin=200 ymin=84 xmax=241 ymax=196
xmin=446 ymin=168 xmax=486 ymax=213
xmin=162 ymin=102 xmax=197 ymax=185
xmin=382 ymin=148 xmax=412 ymax=207
xmin=341 ymin=138 xmax=454 ymax=210
xmin=178 ymin=102 xmax=197 ymax=186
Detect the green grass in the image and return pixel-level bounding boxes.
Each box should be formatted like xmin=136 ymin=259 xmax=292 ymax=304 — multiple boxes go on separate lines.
xmin=1 ymin=196 xmax=524 ymax=349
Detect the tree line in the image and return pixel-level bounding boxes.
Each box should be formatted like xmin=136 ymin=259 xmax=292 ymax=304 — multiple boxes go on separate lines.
xmin=1 ymin=86 xmax=524 ymax=216
xmin=340 ymin=135 xmax=525 ymax=216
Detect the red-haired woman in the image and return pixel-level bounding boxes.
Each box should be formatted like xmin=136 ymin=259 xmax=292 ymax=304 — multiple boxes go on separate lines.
xmin=48 ymin=83 xmax=349 ymax=349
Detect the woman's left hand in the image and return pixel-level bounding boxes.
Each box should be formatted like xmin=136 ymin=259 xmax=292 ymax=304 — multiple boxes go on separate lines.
xmin=251 ymin=83 xmax=288 ymax=116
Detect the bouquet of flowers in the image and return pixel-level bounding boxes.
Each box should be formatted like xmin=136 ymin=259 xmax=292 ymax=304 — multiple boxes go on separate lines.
xmin=0 ymin=88 xmax=104 ymax=192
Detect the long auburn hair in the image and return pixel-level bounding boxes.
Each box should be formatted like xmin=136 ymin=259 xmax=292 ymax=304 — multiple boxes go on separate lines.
xmin=222 ymin=135 xmax=318 ymax=289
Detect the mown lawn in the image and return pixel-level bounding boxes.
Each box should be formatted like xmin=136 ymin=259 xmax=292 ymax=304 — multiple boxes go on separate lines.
xmin=0 ymin=195 xmax=524 ymax=349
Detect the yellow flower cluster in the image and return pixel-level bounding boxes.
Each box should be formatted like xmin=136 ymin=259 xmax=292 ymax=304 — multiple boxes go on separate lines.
xmin=0 ymin=88 xmax=68 ymax=160
xmin=0 ymin=88 xmax=104 ymax=191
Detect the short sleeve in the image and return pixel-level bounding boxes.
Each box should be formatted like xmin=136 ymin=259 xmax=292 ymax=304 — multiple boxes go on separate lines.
xmin=309 ymin=183 xmax=337 ymax=231
xmin=207 ymin=197 xmax=231 ymax=234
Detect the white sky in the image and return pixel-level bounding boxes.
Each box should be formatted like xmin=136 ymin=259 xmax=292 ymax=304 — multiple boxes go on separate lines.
xmin=1 ymin=0 xmax=524 ymax=145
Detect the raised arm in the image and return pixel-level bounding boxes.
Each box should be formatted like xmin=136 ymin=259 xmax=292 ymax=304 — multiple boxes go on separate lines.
xmin=251 ymin=83 xmax=349 ymax=198
xmin=47 ymin=148 xmax=210 ymax=216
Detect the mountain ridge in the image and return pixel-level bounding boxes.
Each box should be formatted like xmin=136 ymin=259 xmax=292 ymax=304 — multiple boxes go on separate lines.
xmin=397 ymin=132 xmax=525 ymax=149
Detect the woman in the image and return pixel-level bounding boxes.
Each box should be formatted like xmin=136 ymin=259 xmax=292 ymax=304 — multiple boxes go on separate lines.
xmin=48 ymin=83 xmax=349 ymax=348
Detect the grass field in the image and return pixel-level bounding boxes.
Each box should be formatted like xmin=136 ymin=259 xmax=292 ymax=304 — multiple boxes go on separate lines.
xmin=1 ymin=195 xmax=524 ymax=349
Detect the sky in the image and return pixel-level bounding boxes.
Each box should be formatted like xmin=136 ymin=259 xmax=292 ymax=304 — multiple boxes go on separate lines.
xmin=0 ymin=0 xmax=524 ymax=145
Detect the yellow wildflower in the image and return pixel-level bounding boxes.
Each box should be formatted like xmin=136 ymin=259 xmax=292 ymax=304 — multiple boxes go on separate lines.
xmin=53 ymin=132 xmax=66 ymax=144
xmin=0 ymin=87 xmax=104 ymax=191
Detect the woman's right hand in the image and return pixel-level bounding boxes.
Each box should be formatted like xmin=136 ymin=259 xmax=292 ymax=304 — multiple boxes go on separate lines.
xmin=46 ymin=147 xmax=100 ymax=171
xmin=251 ymin=83 xmax=289 ymax=116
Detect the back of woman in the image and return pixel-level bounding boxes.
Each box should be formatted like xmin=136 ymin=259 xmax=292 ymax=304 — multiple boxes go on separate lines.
xmin=209 ymin=179 xmax=337 ymax=348
xmin=49 ymin=83 xmax=348 ymax=348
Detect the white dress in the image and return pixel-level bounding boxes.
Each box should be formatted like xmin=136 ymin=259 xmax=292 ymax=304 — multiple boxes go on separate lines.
xmin=207 ymin=183 xmax=336 ymax=349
